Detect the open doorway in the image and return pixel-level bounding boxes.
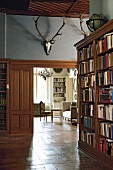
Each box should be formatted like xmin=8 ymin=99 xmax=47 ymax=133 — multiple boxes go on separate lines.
xmin=33 ymin=67 xmax=77 ymax=120
xmin=9 ymin=60 xmax=77 ymax=134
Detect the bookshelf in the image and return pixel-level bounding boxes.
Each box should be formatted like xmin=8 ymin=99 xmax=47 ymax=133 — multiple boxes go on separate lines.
xmin=0 ymin=60 xmax=9 ymax=134
xmin=74 ymin=19 xmax=113 ymax=169
xmin=52 ymin=76 xmax=67 ymax=108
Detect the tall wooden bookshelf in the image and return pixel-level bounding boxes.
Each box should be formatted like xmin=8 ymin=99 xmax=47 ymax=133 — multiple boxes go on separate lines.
xmin=74 ymin=19 xmax=113 ymax=169
xmin=0 ymin=59 xmax=9 ymax=134
xmin=52 ymin=76 xmax=67 ymax=108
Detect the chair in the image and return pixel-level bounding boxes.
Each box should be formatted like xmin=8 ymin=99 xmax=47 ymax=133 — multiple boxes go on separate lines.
xmin=39 ymin=101 xmax=52 ymax=122
xmin=34 ymin=103 xmax=40 ymax=116
xmin=70 ymin=102 xmax=78 ymax=124
xmin=62 ymin=101 xmax=78 ymax=124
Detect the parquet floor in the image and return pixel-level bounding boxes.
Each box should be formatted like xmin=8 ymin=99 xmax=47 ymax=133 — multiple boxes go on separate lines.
xmin=0 ymin=117 xmax=112 ymax=170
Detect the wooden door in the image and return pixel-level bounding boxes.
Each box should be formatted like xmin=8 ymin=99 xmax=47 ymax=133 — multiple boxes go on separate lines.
xmin=9 ymin=63 xmax=33 ymax=134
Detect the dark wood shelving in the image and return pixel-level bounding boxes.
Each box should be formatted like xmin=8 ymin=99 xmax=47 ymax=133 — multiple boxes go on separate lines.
xmin=97 ymin=47 xmax=113 ymax=56
xmin=79 ymin=57 xmax=94 ymax=63
xmin=79 ymin=71 xmax=94 ymax=76
xmin=78 ymin=141 xmax=113 ymax=169
xmin=80 ymin=101 xmax=94 ymax=104
xmin=80 ymin=124 xmax=95 ymax=131
xmin=75 ymin=19 xmax=113 ymax=169
xmin=0 ymin=60 xmax=9 ymax=134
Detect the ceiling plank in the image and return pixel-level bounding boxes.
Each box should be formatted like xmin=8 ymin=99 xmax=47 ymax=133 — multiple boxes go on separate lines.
xmin=0 ymin=0 xmax=89 ymax=18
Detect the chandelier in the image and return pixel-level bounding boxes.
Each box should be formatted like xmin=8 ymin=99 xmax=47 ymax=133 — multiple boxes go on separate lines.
xmin=38 ymin=68 xmax=53 ymax=80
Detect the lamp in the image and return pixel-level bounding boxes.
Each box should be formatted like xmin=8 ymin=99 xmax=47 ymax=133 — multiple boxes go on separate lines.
xmin=86 ymin=14 xmax=108 ymax=32
xmin=38 ymin=68 xmax=53 ymax=80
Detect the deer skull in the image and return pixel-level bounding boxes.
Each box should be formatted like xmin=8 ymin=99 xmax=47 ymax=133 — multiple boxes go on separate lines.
xmin=33 ymin=16 xmax=66 ymax=55
xmin=44 ymin=41 xmax=53 ymax=55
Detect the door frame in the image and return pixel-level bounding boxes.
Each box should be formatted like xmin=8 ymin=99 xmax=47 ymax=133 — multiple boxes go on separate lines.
xmin=10 ymin=59 xmax=77 ymax=134
xmin=10 ymin=59 xmax=77 ymax=68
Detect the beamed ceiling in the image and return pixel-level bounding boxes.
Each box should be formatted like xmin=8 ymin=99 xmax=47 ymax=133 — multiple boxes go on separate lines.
xmin=0 ymin=0 xmax=89 ymax=18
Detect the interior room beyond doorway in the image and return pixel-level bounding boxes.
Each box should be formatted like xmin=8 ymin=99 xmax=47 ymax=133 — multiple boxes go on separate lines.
xmin=33 ymin=67 xmax=77 ymax=119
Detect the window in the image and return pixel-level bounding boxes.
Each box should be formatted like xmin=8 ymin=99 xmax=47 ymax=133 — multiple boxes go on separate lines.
xmin=33 ymin=67 xmax=46 ymax=103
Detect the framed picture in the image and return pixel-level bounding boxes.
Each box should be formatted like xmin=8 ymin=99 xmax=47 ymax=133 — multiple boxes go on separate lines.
xmin=53 ymin=68 xmax=63 ymax=73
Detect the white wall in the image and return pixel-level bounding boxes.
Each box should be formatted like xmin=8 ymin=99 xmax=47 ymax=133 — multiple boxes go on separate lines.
xmin=90 ymin=0 xmax=101 ymax=16
xmin=90 ymin=0 xmax=113 ymax=20
xmin=1 ymin=1 xmax=113 ymax=61
xmin=0 ymin=14 xmax=89 ymax=61
xmin=0 ymin=13 xmax=6 ymax=58
xmin=101 ymin=0 xmax=113 ymax=20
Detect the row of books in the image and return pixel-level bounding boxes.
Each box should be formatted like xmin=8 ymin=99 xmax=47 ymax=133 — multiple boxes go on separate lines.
xmin=0 ymin=74 xmax=6 ymax=79
xmin=0 ymin=69 xmax=6 ymax=73
xmin=0 ymin=113 xmax=6 ymax=118
xmin=81 ymin=116 xmax=95 ymax=128
xmin=0 ymin=64 xmax=6 ymax=68
xmin=54 ymin=78 xmax=66 ymax=82
xmin=0 ymin=98 xmax=6 ymax=104
xmin=0 ymin=124 xmax=6 ymax=130
xmin=0 ymin=81 xmax=6 ymax=86
xmin=0 ymin=92 xmax=6 ymax=98
xmin=81 ymin=130 xmax=95 ymax=147
xmin=81 ymin=88 xmax=94 ymax=101
xmin=99 ymin=121 xmax=113 ymax=139
xmin=97 ymin=52 xmax=113 ymax=70
xmin=53 ymin=82 xmax=65 ymax=86
xmin=81 ymin=74 xmax=95 ymax=88
xmin=0 ymin=106 xmax=6 ymax=110
xmin=96 ymin=70 xmax=113 ymax=86
xmin=53 ymin=87 xmax=66 ymax=93
xmin=79 ymin=44 xmax=93 ymax=61
xmin=82 ymin=104 xmax=94 ymax=117
xmin=96 ymin=32 xmax=113 ymax=54
xmin=0 ymin=119 xmax=6 ymax=123
xmin=79 ymin=60 xmax=94 ymax=74
xmin=0 ymin=86 xmax=6 ymax=91
xmin=98 ymin=87 xmax=113 ymax=102
xmin=98 ymin=104 xmax=113 ymax=121
xmin=53 ymin=93 xmax=65 ymax=97
xmin=98 ymin=138 xmax=113 ymax=156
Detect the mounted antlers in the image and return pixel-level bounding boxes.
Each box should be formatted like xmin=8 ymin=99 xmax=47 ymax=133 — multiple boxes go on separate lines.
xmin=33 ymin=16 xmax=66 ymax=55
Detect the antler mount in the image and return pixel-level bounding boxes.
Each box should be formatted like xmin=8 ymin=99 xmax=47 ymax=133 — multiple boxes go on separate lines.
xmin=33 ymin=16 xmax=66 ymax=55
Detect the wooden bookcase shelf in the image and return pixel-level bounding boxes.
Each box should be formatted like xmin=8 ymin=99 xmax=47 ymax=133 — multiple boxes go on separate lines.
xmin=52 ymin=77 xmax=67 ymax=104
xmin=75 ymin=19 xmax=113 ymax=169
xmin=78 ymin=141 xmax=113 ymax=169
xmin=0 ymin=60 xmax=9 ymax=134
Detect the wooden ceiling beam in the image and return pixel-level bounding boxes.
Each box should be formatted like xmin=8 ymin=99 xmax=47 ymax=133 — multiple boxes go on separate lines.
xmin=66 ymin=0 xmax=78 ymax=14
xmin=29 ymin=2 xmax=70 ymax=13
xmin=26 ymin=0 xmax=31 ymax=11
xmin=0 ymin=0 xmax=89 ymax=17
xmin=0 ymin=9 xmax=89 ymax=18
xmin=31 ymin=0 xmax=75 ymax=2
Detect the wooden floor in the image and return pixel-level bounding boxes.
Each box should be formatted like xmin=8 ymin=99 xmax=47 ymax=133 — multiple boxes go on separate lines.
xmin=0 ymin=117 xmax=112 ymax=170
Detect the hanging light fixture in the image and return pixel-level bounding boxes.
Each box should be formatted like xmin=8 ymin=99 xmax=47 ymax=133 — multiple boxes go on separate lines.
xmin=38 ymin=68 xmax=53 ymax=80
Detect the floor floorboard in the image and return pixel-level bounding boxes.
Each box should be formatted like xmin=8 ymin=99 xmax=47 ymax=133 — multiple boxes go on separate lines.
xmin=0 ymin=117 xmax=112 ymax=170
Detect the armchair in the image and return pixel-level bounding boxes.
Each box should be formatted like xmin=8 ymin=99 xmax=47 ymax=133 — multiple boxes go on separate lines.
xmin=62 ymin=101 xmax=77 ymax=124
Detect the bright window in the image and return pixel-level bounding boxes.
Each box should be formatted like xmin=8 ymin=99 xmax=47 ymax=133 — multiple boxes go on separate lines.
xmin=33 ymin=67 xmax=46 ymax=103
